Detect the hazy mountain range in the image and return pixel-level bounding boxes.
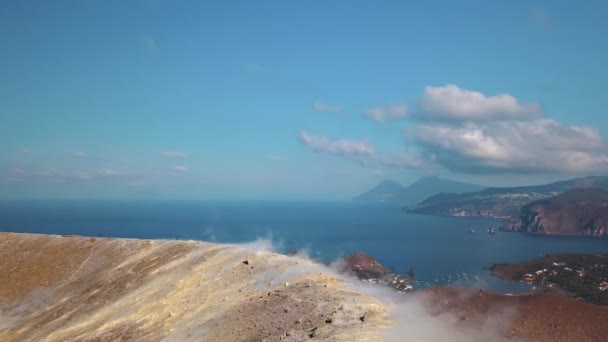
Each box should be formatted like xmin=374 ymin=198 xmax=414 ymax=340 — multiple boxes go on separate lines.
xmin=353 ymin=176 xmax=485 ymax=205
xmin=357 ymin=175 xmax=608 ymax=238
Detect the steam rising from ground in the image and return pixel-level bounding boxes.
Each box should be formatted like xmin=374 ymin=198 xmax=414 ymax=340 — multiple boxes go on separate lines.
xmin=0 ymin=233 xmax=522 ymax=342
xmin=238 ymin=238 xmax=520 ymax=342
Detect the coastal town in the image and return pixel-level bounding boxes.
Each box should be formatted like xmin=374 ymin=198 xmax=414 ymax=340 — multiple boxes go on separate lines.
xmin=492 ymin=254 xmax=608 ymax=305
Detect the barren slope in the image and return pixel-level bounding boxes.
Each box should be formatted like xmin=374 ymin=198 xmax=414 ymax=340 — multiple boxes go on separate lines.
xmin=3 ymin=233 xmax=608 ymax=342
xmin=0 ymin=233 xmax=388 ymax=342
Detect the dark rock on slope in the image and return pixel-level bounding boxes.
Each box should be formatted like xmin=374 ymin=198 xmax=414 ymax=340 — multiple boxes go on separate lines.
xmin=407 ymin=176 xmax=608 ymax=219
xmin=503 ymin=187 xmax=608 ymax=236
xmin=341 ymin=252 xmax=413 ymax=292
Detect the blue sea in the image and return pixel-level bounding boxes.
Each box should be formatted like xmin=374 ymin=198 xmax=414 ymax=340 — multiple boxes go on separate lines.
xmin=2 ymin=200 xmax=607 ymax=293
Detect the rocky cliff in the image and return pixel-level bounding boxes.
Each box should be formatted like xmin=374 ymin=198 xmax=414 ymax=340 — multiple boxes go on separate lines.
xmin=408 ymin=176 xmax=608 ymax=219
xmin=341 ymin=252 xmax=412 ymax=292
xmin=503 ymin=187 xmax=608 ymax=236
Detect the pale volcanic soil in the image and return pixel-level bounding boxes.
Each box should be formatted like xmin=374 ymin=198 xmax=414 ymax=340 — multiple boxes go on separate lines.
xmin=1 ymin=232 xmax=608 ymax=342
xmin=0 ymin=233 xmax=388 ymax=342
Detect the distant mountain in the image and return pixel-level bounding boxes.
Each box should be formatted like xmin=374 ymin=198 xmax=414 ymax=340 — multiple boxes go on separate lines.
xmin=406 ymin=176 xmax=485 ymax=199
xmin=407 ymin=176 xmax=608 ymax=218
xmin=354 ymin=176 xmax=484 ymax=205
xmin=353 ymin=180 xmax=406 ymax=203
xmin=504 ymin=187 xmax=608 ymax=237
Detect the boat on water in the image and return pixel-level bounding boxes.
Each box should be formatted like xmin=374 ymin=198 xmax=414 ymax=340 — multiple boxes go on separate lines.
xmin=469 ymin=228 xmax=476 ymax=234
xmin=488 ymin=226 xmax=497 ymax=234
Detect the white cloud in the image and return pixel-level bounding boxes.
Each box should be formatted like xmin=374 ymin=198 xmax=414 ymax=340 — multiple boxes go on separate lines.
xmin=298 ymin=131 xmax=376 ymax=158
xmin=313 ymin=101 xmax=342 ymax=113
xmin=298 ymin=85 xmax=607 ymax=176
xmin=173 ymin=165 xmax=189 ymax=172
xmin=0 ymin=167 xmax=32 ymax=183
xmin=74 ymin=169 xmax=123 ymax=180
xmin=38 ymin=168 xmax=61 ymax=177
xmin=21 ymin=148 xmax=31 ymax=155
xmin=366 ymin=104 xmax=408 ymax=122
xmin=412 ymin=119 xmax=608 ymax=173
xmin=71 ymin=151 xmax=88 ymax=158
xmin=1 ymin=167 xmax=124 ymax=183
xmin=372 ymin=169 xmax=384 ymax=177
xmin=421 ymin=84 xmax=541 ymax=121
xmin=160 ymin=151 xmax=189 ymax=159
xmin=77 ymin=172 xmax=94 ymax=180
xmin=98 ymin=168 xmax=121 ymax=177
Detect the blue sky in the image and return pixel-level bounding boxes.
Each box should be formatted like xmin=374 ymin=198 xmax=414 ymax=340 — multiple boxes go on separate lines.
xmin=1 ymin=0 xmax=608 ymax=199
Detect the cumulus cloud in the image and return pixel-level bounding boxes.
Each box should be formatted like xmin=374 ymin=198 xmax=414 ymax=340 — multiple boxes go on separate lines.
xmin=173 ymin=165 xmax=189 ymax=172
xmin=160 ymin=151 xmax=189 ymax=159
xmin=298 ymin=131 xmax=376 ymax=159
xmin=412 ymin=119 xmax=608 ymax=173
xmin=299 ymin=84 xmax=606 ymax=175
xmin=421 ymin=85 xmax=541 ymax=121
xmin=313 ymin=101 xmax=342 ymax=113
xmin=297 ymin=130 xmax=439 ymax=171
xmin=366 ymin=104 xmax=408 ymax=122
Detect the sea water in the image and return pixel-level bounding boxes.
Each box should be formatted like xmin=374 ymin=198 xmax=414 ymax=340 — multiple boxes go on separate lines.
xmin=2 ymin=200 xmax=607 ymax=293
